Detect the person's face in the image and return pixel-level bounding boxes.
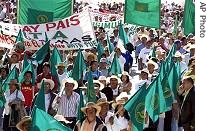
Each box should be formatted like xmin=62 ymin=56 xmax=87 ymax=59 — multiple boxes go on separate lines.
xmin=182 ymin=79 xmax=192 ymax=90
xmin=91 ymin=62 xmax=98 ymax=70
xmin=65 ymin=83 xmax=74 ymax=93
xmin=11 ymin=54 xmax=18 ymax=63
xmin=147 ymin=64 xmax=155 ymax=73
xmin=99 ymin=62 xmax=107 ymax=69
xmin=99 ymin=80 xmax=106 ymax=86
xmin=86 ymin=107 xmax=96 ymax=122
xmin=140 ymin=72 xmax=148 ymax=80
xmin=145 ymin=41 xmax=152 ymax=48
xmin=100 ymin=103 xmax=109 ymax=115
xmin=9 ymin=83 xmax=16 ymax=92
xmin=110 ymin=78 xmax=118 ymax=88
xmin=44 ymin=82 xmax=51 ymax=94
xmin=24 ymin=73 xmax=32 ymax=82
xmin=114 ymin=30 xmax=118 ymax=36
xmin=117 ymin=105 xmax=125 ymax=116
xmin=87 ymin=56 xmax=95 ymax=63
xmin=124 ymin=28 xmax=128 ymax=33
xmin=115 ymin=48 xmax=121 ymax=56
xmin=43 ymin=66 xmax=50 ymax=74
xmin=176 ymin=44 xmax=181 ymax=50
xmin=57 ymin=66 xmax=65 ymax=74
xmin=0 ymin=69 xmax=7 ymax=77
xmin=140 ymin=27 xmax=144 ymax=32
xmin=141 ymin=37 xmax=147 ymax=44
xmin=121 ymin=75 xmax=127 ymax=83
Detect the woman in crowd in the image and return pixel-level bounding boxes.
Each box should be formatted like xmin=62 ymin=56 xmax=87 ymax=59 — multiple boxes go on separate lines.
xmin=119 ymin=71 xmax=132 ymax=94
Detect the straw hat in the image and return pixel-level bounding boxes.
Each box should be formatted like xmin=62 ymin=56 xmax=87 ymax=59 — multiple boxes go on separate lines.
xmin=107 ymin=75 xmax=121 ymax=83
xmin=96 ymin=98 xmax=111 ymax=106
xmin=62 ymin=78 xmax=78 ymax=90
xmin=56 ymin=62 xmax=66 ymax=68
xmin=174 ymin=51 xmax=184 ymax=59
xmin=38 ymin=78 xmax=55 ymax=90
xmin=81 ymin=102 xmax=101 ymax=116
xmin=147 ymin=60 xmax=158 ymax=70
xmin=16 ymin=116 xmax=32 ymax=130
xmin=119 ymin=71 xmax=132 ymax=79
xmin=84 ymin=80 xmax=104 ymax=90
xmin=98 ymin=76 xmax=107 ymax=81
xmin=54 ymin=115 xmax=72 ymax=124
xmin=112 ymin=99 xmax=126 ymax=109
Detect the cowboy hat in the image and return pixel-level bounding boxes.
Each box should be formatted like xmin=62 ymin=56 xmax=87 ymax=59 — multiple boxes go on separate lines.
xmin=84 ymin=80 xmax=104 ymax=90
xmin=62 ymin=78 xmax=78 ymax=90
xmin=118 ymin=71 xmax=132 ymax=79
xmin=116 ymin=92 xmax=129 ymax=102
xmin=98 ymin=76 xmax=107 ymax=81
xmin=112 ymin=99 xmax=126 ymax=109
xmin=136 ymin=68 xmax=149 ymax=75
xmin=147 ymin=60 xmax=158 ymax=70
xmin=38 ymin=78 xmax=55 ymax=90
xmin=96 ymin=98 xmax=112 ymax=106
xmin=174 ymin=51 xmax=185 ymax=59
xmin=54 ymin=115 xmax=72 ymax=124
xmin=56 ymin=62 xmax=66 ymax=68
xmin=107 ymin=75 xmax=121 ymax=84
xmin=81 ymin=102 xmax=101 ymax=116
xmin=16 ymin=116 xmax=32 ymax=130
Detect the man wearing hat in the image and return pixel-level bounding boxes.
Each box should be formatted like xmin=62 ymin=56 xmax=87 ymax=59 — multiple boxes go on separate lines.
xmin=178 ymin=76 xmax=195 ymax=131
xmin=106 ymin=75 xmax=121 ymax=101
xmin=99 ymin=58 xmax=109 ymax=77
xmin=74 ymin=102 xmax=107 ymax=131
xmin=173 ymin=51 xmax=188 ymax=77
xmin=135 ymin=69 xmax=150 ymax=92
xmin=146 ymin=59 xmax=159 ymax=82
xmin=16 ymin=116 xmax=32 ymax=131
xmin=53 ymin=78 xmax=80 ymax=129
xmin=36 ymin=62 xmax=59 ymax=93
xmin=56 ymin=62 xmax=68 ymax=85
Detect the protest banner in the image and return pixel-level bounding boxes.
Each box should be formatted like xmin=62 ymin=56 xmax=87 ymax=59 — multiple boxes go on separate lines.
xmin=0 ymin=10 xmax=97 ymax=50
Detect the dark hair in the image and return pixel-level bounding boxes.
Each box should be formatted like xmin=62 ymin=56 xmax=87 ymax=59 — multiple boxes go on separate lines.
xmin=120 ymin=75 xmax=129 ymax=83
xmin=90 ymin=61 xmax=98 ymax=66
xmin=24 ymin=71 xmax=33 ymax=76
xmin=185 ymin=77 xmax=194 ymax=85
xmin=114 ymin=105 xmax=130 ymax=121
xmin=0 ymin=66 xmax=9 ymax=74
xmin=43 ymin=62 xmax=50 ymax=68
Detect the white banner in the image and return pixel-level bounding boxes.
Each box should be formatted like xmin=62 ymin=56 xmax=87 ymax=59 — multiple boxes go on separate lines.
xmin=0 ymin=10 xmax=97 ymax=50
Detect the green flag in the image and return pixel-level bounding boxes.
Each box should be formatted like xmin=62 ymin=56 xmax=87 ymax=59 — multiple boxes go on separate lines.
xmin=19 ymin=62 xmax=36 ymax=86
xmin=182 ymin=0 xmax=195 ymax=35
xmin=0 ymin=89 xmax=6 ymax=107
xmin=32 ymin=80 xmax=46 ymax=113
xmin=18 ymin=0 xmax=73 ymax=24
xmin=30 ymin=107 xmax=71 ymax=131
xmin=106 ymin=34 xmax=114 ymax=54
xmin=15 ymin=29 xmax=24 ymax=43
xmin=2 ymin=66 xmax=18 ymax=91
xmin=45 ymin=32 xmax=49 ymax=42
xmin=119 ymin=23 xmax=129 ymax=47
xmin=110 ymin=54 xmax=122 ymax=75
xmin=145 ymin=76 xmax=165 ymax=122
xmin=32 ymin=40 xmax=50 ymax=64
xmin=77 ymin=89 xmax=85 ymax=121
xmin=97 ymin=42 xmax=105 ymax=62
xmin=150 ymin=46 xmax=156 ymax=58
xmin=165 ymin=43 xmax=176 ymax=71
xmin=71 ymin=49 xmax=86 ymax=81
xmin=124 ymin=0 xmax=160 ymax=28
xmin=22 ymin=53 xmax=29 ymax=71
xmin=124 ymin=83 xmax=148 ymax=131
xmin=172 ymin=15 xmax=179 ymax=37
xmin=87 ymin=71 xmax=97 ymax=103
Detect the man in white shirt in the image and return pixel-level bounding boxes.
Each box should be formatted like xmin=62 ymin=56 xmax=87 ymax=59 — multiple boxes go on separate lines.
xmin=138 ymin=40 xmax=152 ymax=70
xmin=56 ymin=62 xmax=68 ymax=84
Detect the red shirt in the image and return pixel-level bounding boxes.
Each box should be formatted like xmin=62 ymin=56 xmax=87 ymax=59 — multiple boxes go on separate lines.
xmin=21 ymin=83 xmax=36 ymax=107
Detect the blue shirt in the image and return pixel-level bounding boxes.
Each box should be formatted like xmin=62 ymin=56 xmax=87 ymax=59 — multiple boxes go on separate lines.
xmin=135 ymin=43 xmax=145 ymax=57
xmin=84 ymin=70 xmax=102 ymax=81
xmin=122 ymin=51 xmax=133 ymax=66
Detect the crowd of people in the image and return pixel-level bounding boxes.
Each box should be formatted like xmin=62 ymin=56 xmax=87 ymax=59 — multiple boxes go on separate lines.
xmin=0 ymin=1 xmax=195 ymax=131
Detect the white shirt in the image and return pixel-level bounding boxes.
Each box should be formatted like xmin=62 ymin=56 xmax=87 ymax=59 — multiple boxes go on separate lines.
xmin=0 ymin=7 xmax=6 ymax=20
xmin=138 ymin=48 xmax=151 ymax=65
xmin=45 ymin=93 xmax=51 ymax=112
xmin=116 ymin=116 xmax=129 ymax=130
xmin=180 ymin=61 xmax=188 ymax=77
xmin=58 ymin=72 xmax=68 ymax=84
xmin=135 ymin=80 xmax=150 ymax=92
xmin=4 ymin=90 xmax=25 ymax=115
xmin=103 ymin=112 xmax=121 ymax=131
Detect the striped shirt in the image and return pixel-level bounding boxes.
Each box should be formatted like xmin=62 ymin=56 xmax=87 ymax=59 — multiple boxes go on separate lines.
xmin=58 ymin=92 xmax=80 ymax=117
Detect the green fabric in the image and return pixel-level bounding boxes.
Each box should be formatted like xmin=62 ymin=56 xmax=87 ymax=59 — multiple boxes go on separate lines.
xmin=32 ymin=81 xmax=46 ymax=113
xmin=124 ymin=83 xmax=148 ymax=131
xmin=15 ymin=29 xmax=24 ymax=43
xmin=106 ymin=34 xmax=114 ymax=54
xmin=18 ymin=0 xmax=73 ymax=24
xmin=32 ymin=40 xmax=50 ymax=64
xmin=30 ymin=107 xmax=71 ymax=131
xmin=173 ymin=15 xmax=178 ymax=37
xmin=97 ymin=42 xmax=105 ymax=62
xmin=0 ymin=89 xmax=6 ymax=107
xmin=87 ymin=71 xmax=97 ymax=103
xmin=182 ymin=0 xmax=195 ymax=35
xmin=45 ymin=32 xmax=49 ymax=42
xmin=165 ymin=44 xmax=176 ymax=71
xmin=19 ymin=62 xmax=36 ymax=86
xmin=119 ymin=23 xmax=129 ymax=47
xmin=22 ymin=53 xmax=29 ymax=71
xmin=77 ymin=89 xmax=85 ymax=121
xmin=110 ymin=54 xmax=122 ymax=75
xmin=150 ymin=46 xmax=156 ymax=58
xmin=124 ymin=0 xmax=160 ymax=28
xmin=2 ymin=66 xmax=18 ymax=91
xmin=145 ymin=76 xmax=165 ymax=122
xmin=71 ymin=49 xmax=86 ymax=81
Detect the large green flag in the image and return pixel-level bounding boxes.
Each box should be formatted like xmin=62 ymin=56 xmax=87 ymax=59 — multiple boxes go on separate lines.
xmin=110 ymin=54 xmax=122 ymax=75
xmin=32 ymin=40 xmax=50 ymax=64
xmin=182 ymin=0 xmax=195 ymax=35
xmin=32 ymin=81 xmax=46 ymax=113
xmin=18 ymin=0 xmax=73 ymax=24
xmin=124 ymin=0 xmax=160 ymax=28
xmin=71 ymin=49 xmax=86 ymax=81
xmin=106 ymin=34 xmax=114 ymax=54
xmin=77 ymin=89 xmax=85 ymax=121
xmin=22 ymin=53 xmax=29 ymax=71
xmin=19 ymin=62 xmax=36 ymax=86
xmin=2 ymin=66 xmax=18 ymax=91
xmin=87 ymin=71 xmax=97 ymax=103
xmin=124 ymin=83 xmax=148 ymax=131
xmin=0 ymin=89 xmax=6 ymax=108
xmin=165 ymin=43 xmax=176 ymax=71
xmin=150 ymin=46 xmax=156 ymax=58
xmin=145 ymin=76 xmax=165 ymax=122
xmin=119 ymin=23 xmax=129 ymax=47
xmin=30 ymin=107 xmax=71 ymax=131
xmin=97 ymin=42 xmax=105 ymax=62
